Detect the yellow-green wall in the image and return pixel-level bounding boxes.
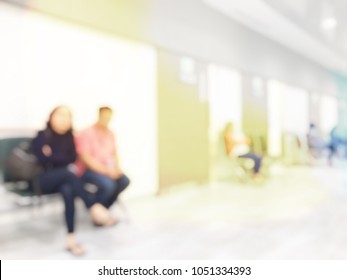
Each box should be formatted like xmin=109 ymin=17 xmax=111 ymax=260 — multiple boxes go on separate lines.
xmin=157 ymin=50 xmax=209 ymax=191
xmin=28 ymin=0 xmax=153 ymax=40
xmin=242 ymin=75 xmax=268 ymax=153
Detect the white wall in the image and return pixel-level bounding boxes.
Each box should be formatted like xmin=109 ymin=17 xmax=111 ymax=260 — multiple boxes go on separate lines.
xmin=0 ymin=3 xmax=158 ymax=197
xmin=282 ymin=86 xmax=309 ymax=136
xmin=267 ymin=80 xmax=309 ymax=157
xmin=208 ymin=64 xmax=243 ymax=140
xmin=320 ymin=95 xmax=338 ymax=135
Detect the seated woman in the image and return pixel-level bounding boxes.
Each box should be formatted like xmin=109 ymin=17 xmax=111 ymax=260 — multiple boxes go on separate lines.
xmin=31 ymin=105 xmax=112 ymax=256
xmin=223 ymin=122 xmax=262 ymax=178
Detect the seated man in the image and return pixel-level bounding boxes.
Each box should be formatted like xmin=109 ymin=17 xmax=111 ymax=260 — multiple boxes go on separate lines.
xmin=307 ymin=123 xmax=326 ymax=158
xmin=307 ymin=123 xmax=336 ymax=165
xmin=75 ymin=106 xmax=130 ymax=223
xmin=223 ymin=122 xmax=262 ymax=178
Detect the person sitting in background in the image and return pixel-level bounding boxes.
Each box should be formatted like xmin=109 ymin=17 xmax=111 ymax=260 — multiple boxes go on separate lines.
xmin=223 ymin=122 xmax=262 ymax=178
xmin=75 ymin=106 xmax=130 ymax=226
xmin=307 ymin=123 xmax=336 ymax=165
xmin=307 ymin=123 xmax=327 ymax=158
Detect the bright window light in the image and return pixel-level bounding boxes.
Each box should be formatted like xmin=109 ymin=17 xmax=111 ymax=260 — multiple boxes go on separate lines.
xmin=320 ymin=95 xmax=338 ymax=135
xmin=207 ymin=64 xmax=243 ymax=140
xmin=321 ymin=17 xmax=337 ymax=30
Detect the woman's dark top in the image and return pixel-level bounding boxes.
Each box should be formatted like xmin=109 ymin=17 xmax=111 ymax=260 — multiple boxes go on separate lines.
xmin=32 ymin=129 xmax=77 ymax=169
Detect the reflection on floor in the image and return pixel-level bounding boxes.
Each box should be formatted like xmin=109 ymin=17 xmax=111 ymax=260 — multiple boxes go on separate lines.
xmin=1 ymin=162 xmax=347 ymax=259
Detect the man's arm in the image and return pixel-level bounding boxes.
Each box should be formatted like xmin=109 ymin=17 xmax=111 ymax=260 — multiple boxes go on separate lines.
xmin=78 ymin=153 xmax=110 ymax=176
xmin=110 ymin=146 xmax=123 ymax=178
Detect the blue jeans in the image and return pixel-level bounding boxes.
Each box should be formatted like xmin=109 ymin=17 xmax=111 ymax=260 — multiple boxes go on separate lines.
xmin=239 ymin=153 xmax=262 ymax=174
xmin=81 ymin=170 xmax=130 ymax=209
xmin=35 ymin=167 xmax=82 ymax=233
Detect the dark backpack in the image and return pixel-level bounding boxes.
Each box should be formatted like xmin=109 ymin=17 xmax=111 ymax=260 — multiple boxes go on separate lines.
xmin=5 ymin=141 xmax=43 ymax=181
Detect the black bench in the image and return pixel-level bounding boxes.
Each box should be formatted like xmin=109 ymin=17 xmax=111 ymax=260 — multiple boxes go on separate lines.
xmin=0 ymin=136 xmax=129 ymax=220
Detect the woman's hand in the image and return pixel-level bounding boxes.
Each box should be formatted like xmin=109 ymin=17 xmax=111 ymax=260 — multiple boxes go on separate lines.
xmin=42 ymin=145 xmax=52 ymax=157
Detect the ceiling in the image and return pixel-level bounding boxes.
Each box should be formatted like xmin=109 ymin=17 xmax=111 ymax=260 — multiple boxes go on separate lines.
xmin=203 ymin=0 xmax=347 ymax=76
xmin=3 ymin=0 xmax=347 ymax=76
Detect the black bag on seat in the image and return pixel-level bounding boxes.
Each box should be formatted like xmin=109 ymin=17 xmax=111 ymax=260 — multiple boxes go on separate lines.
xmin=5 ymin=141 xmax=43 ymax=181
